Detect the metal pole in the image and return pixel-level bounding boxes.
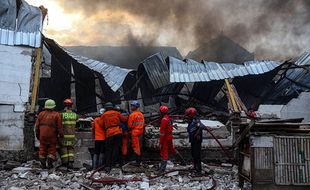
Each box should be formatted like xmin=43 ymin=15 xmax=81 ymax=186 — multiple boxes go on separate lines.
xmin=30 ymin=48 xmax=42 ymax=113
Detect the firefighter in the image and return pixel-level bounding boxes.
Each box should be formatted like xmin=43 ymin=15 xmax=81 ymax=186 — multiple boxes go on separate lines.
xmin=184 ymin=107 xmax=207 ymax=176
xmin=101 ymin=102 xmax=127 ymax=172
xmin=158 ymin=105 xmax=176 ymax=173
xmin=35 ymin=99 xmax=63 ymax=169
xmin=115 ymin=106 xmax=130 ymax=162
xmin=92 ymin=108 xmax=106 ymax=169
xmin=128 ymin=100 xmax=145 ymax=166
xmin=60 ymin=98 xmax=79 ymax=169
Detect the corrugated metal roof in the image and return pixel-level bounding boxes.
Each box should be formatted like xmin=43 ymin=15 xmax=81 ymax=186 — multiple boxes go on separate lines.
xmin=169 ymin=56 xmax=280 ymax=83
xmin=63 ymin=48 xmax=132 ymax=92
xmin=139 ymin=53 xmax=169 ymax=89
xmin=0 ymin=0 xmax=42 ymax=48
xmin=269 ymin=52 xmax=310 ymax=99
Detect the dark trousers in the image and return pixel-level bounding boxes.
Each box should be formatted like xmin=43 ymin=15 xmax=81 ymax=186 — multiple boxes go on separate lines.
xmin=94 ymin=140 xmax=105 ymax=154
xmin=105 ymin=134 xmax=122 ymax=168
xmin=191 ymin=141 xmax=202 ymax=172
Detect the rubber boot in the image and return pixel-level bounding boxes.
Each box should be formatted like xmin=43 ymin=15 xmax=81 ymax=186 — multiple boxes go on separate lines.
xmin=92 ymin=154 xmax=99 ymax=170
xmin=98 ymin=153 xmax=104 ymax=167
xmin=131 ymin=154 xmax=141 ymax=166
xmin=39 ymin=158 xmax=47 ymax=169
xmin=47 ymin=158 xmax=54 ymax=169
xmin=193 ymin=161 xmax=202 ymax=177
xmin=68 ymin=162 xmax=74 ymax=169
xmin=157 ymin=160 xmax=167 ymax=174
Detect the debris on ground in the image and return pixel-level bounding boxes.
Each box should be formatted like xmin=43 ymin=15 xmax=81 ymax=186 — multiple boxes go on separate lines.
xmin=0 ymin=160 xmax=250 ymax=190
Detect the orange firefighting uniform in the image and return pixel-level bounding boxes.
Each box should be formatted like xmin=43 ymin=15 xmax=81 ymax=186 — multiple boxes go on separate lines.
xmin=35 ymin=110 xmax=63 ymax=161
xmin=101 ymin=110 xmax=127 ymax=167
xmin=128 ymin=110 xmax=145 ymax=156
xmin=101 ymin=110 xmax=127 ymax=138
xmin=160 ymin=114 xmax=176 ymax=160
xmin=92 ymin=117 xmax=105 ymax=140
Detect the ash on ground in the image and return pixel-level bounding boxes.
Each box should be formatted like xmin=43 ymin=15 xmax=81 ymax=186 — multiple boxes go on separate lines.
xmin=0 ymin=160 xmax=251 ymax=190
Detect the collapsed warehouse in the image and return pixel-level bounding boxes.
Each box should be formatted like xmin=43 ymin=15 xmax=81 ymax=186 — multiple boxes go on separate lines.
xmin=1 ymin=0 xmax=310 ymax=189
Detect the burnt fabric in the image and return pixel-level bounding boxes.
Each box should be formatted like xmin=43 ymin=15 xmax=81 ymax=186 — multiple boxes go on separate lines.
xmin=72 ymin=61 xmax=97 ymax=113
xmin=105 ymin=134 xmax=122 ymax=167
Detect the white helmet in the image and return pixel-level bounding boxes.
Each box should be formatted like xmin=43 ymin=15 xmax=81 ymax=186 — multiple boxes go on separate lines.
xmin=99 ymin=108 xmax=105 ymax=114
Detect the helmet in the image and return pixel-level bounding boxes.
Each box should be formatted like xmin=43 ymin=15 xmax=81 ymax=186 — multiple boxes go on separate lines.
xmin=130 ymin=100 xmax=140 ymax=108
xmin=160 ymin=105 xmax=169 ymax=114
xmin=44 ymin=99 xmax=56 ymax=109
xmin=104 ymin=102 xmax=114 ymax=109
xmin=114 ymin=105 xmax=121 ymax=111
xmin=99 ymin=108 xmax=105 ymax=114
xmin=185 ymin=107 xmax=197 ymax=118
xmin=64 ymin=98 xmax=73 ymax=106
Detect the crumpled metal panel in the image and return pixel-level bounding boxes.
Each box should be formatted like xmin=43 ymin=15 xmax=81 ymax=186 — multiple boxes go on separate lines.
xmin=0 ymin=0 xmax=42 ymax=47
xmin=269 ymin=52 xmax=310 ymax=101
xmin=139 ymin=53 xmax=169 ymax=89
xmin=64 ymin=48 xmax=132 ymax=92
xmin=169 ymin=56 xmax=280 ymax=83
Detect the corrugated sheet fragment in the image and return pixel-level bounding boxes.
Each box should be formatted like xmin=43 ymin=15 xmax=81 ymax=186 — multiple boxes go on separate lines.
xmin=0 ymin=0 xmax=42 ymax=48
xmin=139 ymin=53 xmax=169 ymax=89
xmin=63 ymin=48 xmax=132 ymax=92
xmin=169 ymin=56 xmax=280 ymax=83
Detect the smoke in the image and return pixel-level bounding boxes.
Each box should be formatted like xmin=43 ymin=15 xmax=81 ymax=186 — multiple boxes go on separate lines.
xmin=54 ymin=0 xmax=310 ymax=60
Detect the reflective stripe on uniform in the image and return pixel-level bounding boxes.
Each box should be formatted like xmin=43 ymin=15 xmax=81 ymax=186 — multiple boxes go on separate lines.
xmin=64 ymin=134 xmax=75 ymax=138
xmin=160 ymin=133 xmax=165 ymax=136
xmin=133 ymin=122 xmax=144 ymax=125
xmin=62 ymin=120 xmax=77 ymax=125
xmin=134 ymin=149 xmax=140 ymax=153
xmin=61 ymin=153 xmax=74 ymax=158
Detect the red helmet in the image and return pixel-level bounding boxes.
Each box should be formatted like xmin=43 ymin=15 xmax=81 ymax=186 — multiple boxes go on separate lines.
xmin=160 ymin=105 xmax=169 ymax=114
xmin=64 ymin=99 xmax=73 ymax=106
xmin=185 ymin=107 xmax=197 ymax=118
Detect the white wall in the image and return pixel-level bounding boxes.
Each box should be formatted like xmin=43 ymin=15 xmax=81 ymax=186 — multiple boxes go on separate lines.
xmin=281 ymin=92 xmax=310 ymax=122
xmin=0 ymin=45 xmax=33 ymax=150
xmin=0 ymin=45 xmax=33 ymax=111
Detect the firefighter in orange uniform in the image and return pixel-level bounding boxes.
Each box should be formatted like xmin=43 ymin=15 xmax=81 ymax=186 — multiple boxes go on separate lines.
xmin=128 ymin=100 xmax=145 ymax=166
xmin=92 ymin=108 xmax=106 ymax=169
xmin=35 ymin=99 xmax=63 ymax=169
xmin=158 ymin=105 xmax=176 ymax=173
xmin=101 ymin=102 xmax=127 ymax=172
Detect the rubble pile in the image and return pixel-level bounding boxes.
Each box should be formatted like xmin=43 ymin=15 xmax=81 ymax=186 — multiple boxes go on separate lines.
xmin=0 ymin=160 xmax=249 ymax=190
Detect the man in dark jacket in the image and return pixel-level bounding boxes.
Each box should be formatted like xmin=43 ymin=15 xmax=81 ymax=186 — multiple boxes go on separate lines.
xmin=185 ymin=107 xmax=207 ymax=176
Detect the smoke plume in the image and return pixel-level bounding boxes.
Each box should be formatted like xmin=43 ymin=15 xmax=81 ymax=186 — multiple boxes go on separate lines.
xmin=54 ymin=0 xmax=310 ymax=60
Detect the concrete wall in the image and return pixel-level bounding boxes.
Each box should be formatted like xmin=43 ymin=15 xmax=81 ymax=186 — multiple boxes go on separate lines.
xmin=0 ymin=105 xmax=24 ymax=150
xmin=281 ymin=92 xmax=310 ymax=122
xmin=258 ymin=92 xmax=310 ymax=122
xmin=0 ymin=45 xmax=33 ymax=151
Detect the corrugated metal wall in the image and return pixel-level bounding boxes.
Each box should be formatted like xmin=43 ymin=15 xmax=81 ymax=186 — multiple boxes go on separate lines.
xmin=274 ymin=136 xmax=310 ymax=185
